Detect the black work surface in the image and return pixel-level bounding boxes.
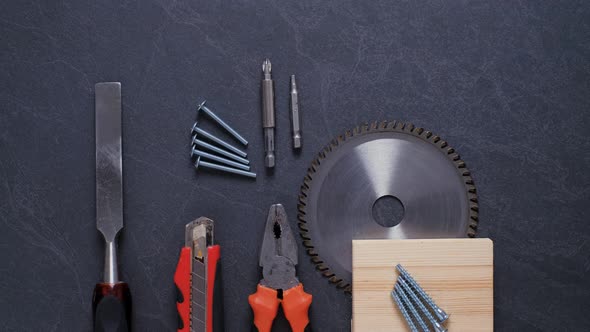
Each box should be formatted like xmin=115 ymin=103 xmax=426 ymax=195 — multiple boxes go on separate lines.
xmin=2 ymin=1 xmax=589 ymax=331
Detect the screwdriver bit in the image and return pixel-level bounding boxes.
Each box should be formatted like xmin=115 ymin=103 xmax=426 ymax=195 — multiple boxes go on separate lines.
xmin=261 ymin=59 xmax=275 ymax=168
xmin=290 ymin=75 xmax=302 ymax=149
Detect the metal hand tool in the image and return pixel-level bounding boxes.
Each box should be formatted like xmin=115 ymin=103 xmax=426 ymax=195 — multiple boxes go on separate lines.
xmin=290 ymin=75 xmax=302 ymax=149
xmin=197 ymin=100 xmax=248 ymax=146
xmin=249 ymin=204 xmax=312 ymax=332
xmin=298 ymin=120 xmax=479 ymax=292
xmin=191 ymin=122 xmax=248 ymax=158
xmin=93 ymin=82 xmax=131 ymax=331
xmin=195 ymin=156 xmax=257 ymax=178
xmin=174 ymin=217 xmax=223 ymax=332
xmin=261 ymin=59 xmax=275 ymax=168
xmin=192 ymin=136 xmax=250 ymax=165
xmin=191 ymin=146 xmax=250 ymax=171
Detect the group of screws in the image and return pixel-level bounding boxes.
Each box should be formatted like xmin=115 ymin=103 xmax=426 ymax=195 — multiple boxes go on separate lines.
xmin=190 ymin=100 xmax=256 ymax=178
xmin=391 ymin=264 xmax=449 ymax=332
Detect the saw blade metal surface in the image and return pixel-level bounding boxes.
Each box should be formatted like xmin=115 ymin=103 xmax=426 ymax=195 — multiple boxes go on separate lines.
xmin=298 ymin=121 xmax=478 ymax=293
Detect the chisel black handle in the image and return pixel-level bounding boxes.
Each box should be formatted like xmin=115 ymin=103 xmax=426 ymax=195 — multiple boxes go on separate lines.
xmin=93 ymin=282 xmax=131 ymax=332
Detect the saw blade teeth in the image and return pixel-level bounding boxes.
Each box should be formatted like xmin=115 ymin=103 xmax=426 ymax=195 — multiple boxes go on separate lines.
xmin=318 ymin=265 xmax=330 ymax=272
xmin=363 ymin=123 xmax=371 ymax=132
xmin=404 ymin=122 xmax=415 ymax=132
xmin=297 ymin=119 xmax=479 ymax=293
xmin=321 ymin=269 xmax=334 ymax=276
xmin=329 ymin=275 xmax=342 ymax=283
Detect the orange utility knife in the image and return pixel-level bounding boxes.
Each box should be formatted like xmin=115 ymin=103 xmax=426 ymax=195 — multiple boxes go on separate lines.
xmin=174 ymin=218 xmax=223 ymax=332
xmin=248 ymin=204 xmax=312 ymax=332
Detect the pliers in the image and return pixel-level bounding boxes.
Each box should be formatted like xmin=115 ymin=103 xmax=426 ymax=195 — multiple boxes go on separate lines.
xmin=249 ymin=204 xmax=312 ymax=332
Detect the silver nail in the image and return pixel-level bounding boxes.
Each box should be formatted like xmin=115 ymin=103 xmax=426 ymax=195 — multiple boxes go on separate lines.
xmin=191 ymin=122 xmax=247 ymax=158
xmin=195 ymin=156 xmax=256 ymax=178
xmin=192 ymin=137 xmax=249 ymax=165
xmin=197 ymin=100 xmax=248 ymax=146
xmin=191 ymin=146 xmax=250 ymax=171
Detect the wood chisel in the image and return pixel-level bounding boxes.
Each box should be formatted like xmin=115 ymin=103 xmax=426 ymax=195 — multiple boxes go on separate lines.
xmin=174 ymin=217 xmax=223 ymax=332
xmin=92 ymin=82 xmax=131 ymax=331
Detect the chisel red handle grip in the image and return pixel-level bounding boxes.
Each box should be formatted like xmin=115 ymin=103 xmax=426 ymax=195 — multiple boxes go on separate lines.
xmin=92 ymin=282 xmax=132 ymax=332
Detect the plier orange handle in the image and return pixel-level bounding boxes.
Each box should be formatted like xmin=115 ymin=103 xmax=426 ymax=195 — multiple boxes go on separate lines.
xmin=248 ymin=204 xmax=312 ymax=332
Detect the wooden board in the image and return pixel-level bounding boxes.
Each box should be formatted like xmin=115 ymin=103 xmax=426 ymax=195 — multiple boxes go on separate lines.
xmin=352 ymin=238 xmax=493 ymax=332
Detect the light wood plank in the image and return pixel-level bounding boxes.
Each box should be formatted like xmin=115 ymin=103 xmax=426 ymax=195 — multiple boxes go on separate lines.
xmin=352 ymin=238 xmax=493 ymax=332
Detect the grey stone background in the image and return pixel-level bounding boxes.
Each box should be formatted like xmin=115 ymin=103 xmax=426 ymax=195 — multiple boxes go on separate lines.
xmin=1 ymin=1 xmax=589 ymax=331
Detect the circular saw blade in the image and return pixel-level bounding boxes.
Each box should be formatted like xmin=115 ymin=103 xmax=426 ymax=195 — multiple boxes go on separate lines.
xmin=297 ymin=121 xmax=478 ymax=293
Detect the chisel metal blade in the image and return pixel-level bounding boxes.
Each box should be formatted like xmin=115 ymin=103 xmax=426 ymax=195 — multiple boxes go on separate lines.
xmin=95 ymin=82 xmax=123 ymax=243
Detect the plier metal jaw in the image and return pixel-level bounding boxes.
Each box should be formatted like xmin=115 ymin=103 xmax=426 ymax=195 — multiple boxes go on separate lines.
xmin=249 ymin=204 xmax=312 ymax=332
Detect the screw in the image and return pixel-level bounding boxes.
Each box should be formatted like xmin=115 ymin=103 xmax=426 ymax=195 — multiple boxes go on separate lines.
xmin=191 ymin=123 xmax=247 ymax=158
xmin=191 ymin=146 xmax=250 ymax=171
xmin=197 ymin=100 xmax=248 ymax=146
xmin=394 ymin=285 xmax=430 ymax=332
xmin=398 ymin=277 xmax=447 ymax=332
xmin=195 ymin=156 xmax=256 ymax=178
xmin=397 ymin=264 xmax=449 ymax=323
xmin=192 ymin=137 xmax=249 ymax=165
xmin=391 ymin=290 xmax=419 ymax=332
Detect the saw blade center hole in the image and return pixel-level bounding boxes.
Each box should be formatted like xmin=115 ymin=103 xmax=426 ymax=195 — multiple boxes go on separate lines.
xmin=372 ymin=195 xmax=405 ymax=228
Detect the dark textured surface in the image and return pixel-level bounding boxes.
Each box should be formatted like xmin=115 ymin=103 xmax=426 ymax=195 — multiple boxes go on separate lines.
xmin=1 ymin=1 xmax=589 ymax=331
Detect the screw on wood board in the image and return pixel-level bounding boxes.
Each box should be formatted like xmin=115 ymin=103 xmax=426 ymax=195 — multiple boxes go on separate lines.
xmin=396 ymin=264 xmax=449 ymax=323
xmin=394 ymin=284 xmax=430 ymax=332
xmin=398 ymin=277 xmax=447 ymax=332
xmin=391 ymin=290 xmax=419 ymax=332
